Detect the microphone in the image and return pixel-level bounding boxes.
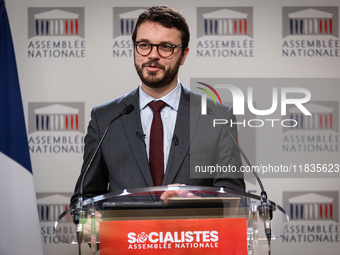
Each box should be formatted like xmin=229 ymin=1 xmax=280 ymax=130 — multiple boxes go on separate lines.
xmin=136 ymin=131 xmax=146 ymax=141
xmin=172 ymin=135 xmax=179 ymax=146
xmin=74 ymin=104 xmax=135 ymax=245
xmin=79 ymin=103 xmax=135 ymax=196
xmin=122 ymin=104 xmax=135 ymax=115
xmin=207 ymin=107 xmax=272 ymax=241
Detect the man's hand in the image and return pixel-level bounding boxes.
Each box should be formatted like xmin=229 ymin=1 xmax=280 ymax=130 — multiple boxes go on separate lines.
xmin=160 ymin=184 xmax=197 ymax=204
xmin=80 ymin=210 xmax=102 ymax=243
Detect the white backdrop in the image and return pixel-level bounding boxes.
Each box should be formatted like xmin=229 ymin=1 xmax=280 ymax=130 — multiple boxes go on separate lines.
xmin=6 ymin=0 xmax=340 ymax=254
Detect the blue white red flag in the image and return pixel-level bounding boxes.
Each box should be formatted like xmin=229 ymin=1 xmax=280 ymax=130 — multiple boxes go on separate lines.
xmin=0 ymin=1 xmax=43 ymax=254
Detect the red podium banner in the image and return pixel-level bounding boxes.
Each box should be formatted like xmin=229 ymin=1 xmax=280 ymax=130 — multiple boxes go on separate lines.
xmin=100 ymin=218 xmax=247 ymax=255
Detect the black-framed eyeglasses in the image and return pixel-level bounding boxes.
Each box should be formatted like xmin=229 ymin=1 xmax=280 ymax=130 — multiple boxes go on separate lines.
xmin=134 ymin=41 xmax=183 ymax=58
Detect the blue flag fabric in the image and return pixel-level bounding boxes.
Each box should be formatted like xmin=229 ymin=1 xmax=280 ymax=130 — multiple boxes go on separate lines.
xmin=0 ymin=0 xmax=31 ymax=173
xmin=0 ymin=1 xmax=43 ymax=254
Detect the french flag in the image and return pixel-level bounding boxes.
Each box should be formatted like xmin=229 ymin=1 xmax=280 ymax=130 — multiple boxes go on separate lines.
xmin=0 ymin=1 xmax=43 ymax=254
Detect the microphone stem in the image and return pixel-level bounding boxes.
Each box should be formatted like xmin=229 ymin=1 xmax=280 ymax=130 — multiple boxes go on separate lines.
xmin=79 ymin=112 xmax=124 ymax=196
xmin=218 ymin=113 xmax=266 ymax=193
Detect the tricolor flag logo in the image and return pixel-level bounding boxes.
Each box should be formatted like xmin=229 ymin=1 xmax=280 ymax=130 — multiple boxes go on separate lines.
xmin=197 ymin=7 xmax=253 ymax=38
xmin=119 ymin=9 xmax=145 ymax=35
xmin=289 ymin=9 xmax=333 ymax=35
xmin=34 ymin=9 xmax=79 ymax=36
xmin=282 ymin=7 xmax=339 ymax=38
xmin=28 ymin=102 xmax=85 ymax=134
xmin=284 ymin=102 xmax=339 ymax=132
xmin=283 ymin=191 xmax=339 ymax=222
xmin=37 ymin=193 xmax=76 ymax=244
xmin=34 ymin=104 xmax=79 ymax=131
xmin=203 ymin=9 xmax=248 ymax=36
xmin=37 ymin=193 xmax=73 ymax=223
xmin=113 ymin=7 xmax=146 ymax=38
xmin=28 ymin=7 xmax=85 ymax=39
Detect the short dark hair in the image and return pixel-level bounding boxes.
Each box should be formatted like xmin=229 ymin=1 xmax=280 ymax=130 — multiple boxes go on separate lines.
xmin=132 ymin=5 xmax=190 ymax=53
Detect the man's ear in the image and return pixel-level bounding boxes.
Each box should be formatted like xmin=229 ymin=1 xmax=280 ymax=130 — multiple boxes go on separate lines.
xmin=180 ymin=47 xmax=189 ymax=66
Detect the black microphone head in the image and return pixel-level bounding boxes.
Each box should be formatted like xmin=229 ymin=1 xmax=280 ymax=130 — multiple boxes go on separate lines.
xmin=123 ymin=104 xmax=135 ymax=115
xmin=207 ymin=107 xmax=214 ymax=116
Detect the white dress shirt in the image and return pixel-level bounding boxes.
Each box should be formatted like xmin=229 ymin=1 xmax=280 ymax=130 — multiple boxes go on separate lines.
xmin=139 ymin=80 xmax=181 ymax=173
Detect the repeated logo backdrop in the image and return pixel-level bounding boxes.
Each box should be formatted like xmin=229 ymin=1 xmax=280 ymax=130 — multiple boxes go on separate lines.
xmin=27 ymin=7 xmax=86 ymax=58
xmin=6 ymin=0 xmax=340 ymax=255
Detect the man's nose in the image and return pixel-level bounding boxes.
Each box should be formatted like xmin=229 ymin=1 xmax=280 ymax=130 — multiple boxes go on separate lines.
xmin=148 ymin=45 xmax=160 ymax=59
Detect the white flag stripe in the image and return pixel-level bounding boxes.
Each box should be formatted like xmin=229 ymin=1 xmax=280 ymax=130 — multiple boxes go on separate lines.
xmin=0 ymin=153 xmax=43 ymax=255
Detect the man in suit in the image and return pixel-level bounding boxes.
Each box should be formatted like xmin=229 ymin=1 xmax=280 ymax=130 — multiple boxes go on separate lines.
xmin=71 ymin=5 xmax=245 ymax=206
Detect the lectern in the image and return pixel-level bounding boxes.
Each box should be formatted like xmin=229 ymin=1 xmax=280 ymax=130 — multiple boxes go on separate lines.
xmin=55 ymin=186 xmax=288 ymax=254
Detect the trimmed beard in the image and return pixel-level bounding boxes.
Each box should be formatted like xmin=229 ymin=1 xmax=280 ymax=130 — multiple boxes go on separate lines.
xmin=135 ymin=57 xmax=182 ymax=89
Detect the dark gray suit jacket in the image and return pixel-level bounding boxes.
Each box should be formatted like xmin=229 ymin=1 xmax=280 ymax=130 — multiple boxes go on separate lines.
xmin=71 ymin=85 xmax=245 ymax=205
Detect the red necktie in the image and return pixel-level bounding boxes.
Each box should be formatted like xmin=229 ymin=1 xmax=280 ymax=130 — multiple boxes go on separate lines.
xmin=148 ymin=101 xmax=166 ymax=186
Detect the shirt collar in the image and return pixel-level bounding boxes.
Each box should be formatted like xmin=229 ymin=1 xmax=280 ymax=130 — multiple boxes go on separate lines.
xmin=139 ymin=80 xmax=182 ymax=111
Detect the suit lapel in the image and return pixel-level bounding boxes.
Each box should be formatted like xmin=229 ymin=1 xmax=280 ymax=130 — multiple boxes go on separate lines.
xmin=121 ymin=89 xmax=154 ymax=187
xmin=163 ymin=86 xmax=200 ymax=184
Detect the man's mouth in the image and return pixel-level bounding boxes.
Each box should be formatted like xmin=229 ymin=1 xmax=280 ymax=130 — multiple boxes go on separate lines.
xmin=146 ymin=66 xmax=160 ymax=72
xmin=143 ymin=61 xmax=164 ymax=72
